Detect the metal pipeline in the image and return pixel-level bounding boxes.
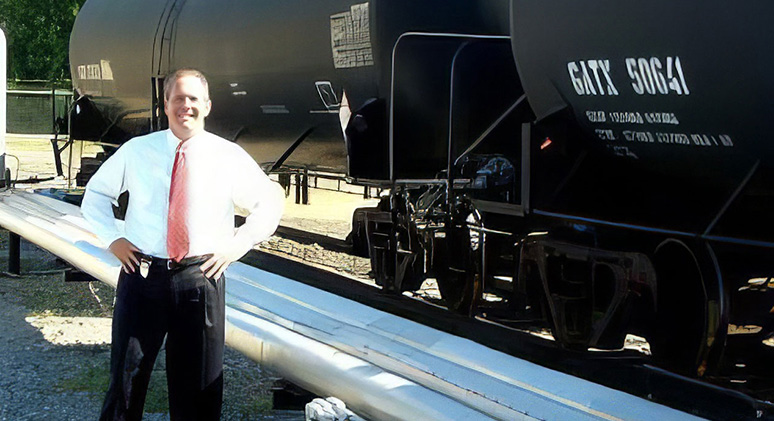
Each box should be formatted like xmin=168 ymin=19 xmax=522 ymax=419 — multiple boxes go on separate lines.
xmin=0 ymin=190 xmax=701 ymax=420
xmin=226 ymin=309 xmax=497 ymax=420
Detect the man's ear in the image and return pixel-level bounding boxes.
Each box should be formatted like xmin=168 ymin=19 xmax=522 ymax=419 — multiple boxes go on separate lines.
xmin=203 ymin=99 xmax=212 ymax=117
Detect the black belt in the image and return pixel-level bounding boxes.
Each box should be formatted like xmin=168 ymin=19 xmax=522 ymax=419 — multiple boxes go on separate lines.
xmin=137 ymin=254 xmax=211 ymax=271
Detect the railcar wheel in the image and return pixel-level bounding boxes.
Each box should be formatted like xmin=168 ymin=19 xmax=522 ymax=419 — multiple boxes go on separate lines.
xmin=649 ymin=240 xmax=710 ymax=376
xmin=436 ymin=211 xmax=483 ymax=316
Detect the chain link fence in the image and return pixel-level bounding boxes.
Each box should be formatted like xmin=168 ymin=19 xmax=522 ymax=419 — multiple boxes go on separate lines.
xmin=7 ymin=81 xmax=72 ymax=135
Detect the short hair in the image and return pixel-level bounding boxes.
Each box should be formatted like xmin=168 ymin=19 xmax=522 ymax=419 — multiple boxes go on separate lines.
xmin=163 ymin=68 xmax=210 ymax=101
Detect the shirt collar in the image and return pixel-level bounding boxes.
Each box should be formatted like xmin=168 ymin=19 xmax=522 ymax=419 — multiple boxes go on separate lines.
xmin=165 ymin=129 xmax=207 ymax=153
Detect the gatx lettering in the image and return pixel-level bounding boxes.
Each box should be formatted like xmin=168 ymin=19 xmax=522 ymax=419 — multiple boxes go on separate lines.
xmin=567 ymin=60 xmax=619 ymax=96
xmin=568 ymin=56 xmax=690 ymax=96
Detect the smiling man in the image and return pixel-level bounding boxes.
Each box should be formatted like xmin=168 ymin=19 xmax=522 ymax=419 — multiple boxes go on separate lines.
xmin=82 ymin=68 xmax=284 ymax=421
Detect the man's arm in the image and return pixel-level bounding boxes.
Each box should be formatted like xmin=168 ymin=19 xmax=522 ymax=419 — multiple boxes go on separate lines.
xmin=81 ymin=147 xmax=140 ymax=273
xmin=200 ymin=150 xmax=284 ymax=279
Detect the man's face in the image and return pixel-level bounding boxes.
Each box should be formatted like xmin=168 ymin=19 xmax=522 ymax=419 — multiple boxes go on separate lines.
xmin=164 ymin=75 xmax=211 ymax=140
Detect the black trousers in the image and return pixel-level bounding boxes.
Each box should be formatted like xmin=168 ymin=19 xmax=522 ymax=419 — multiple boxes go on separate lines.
xmin=99 ymin=257 xmax=225 ymax=421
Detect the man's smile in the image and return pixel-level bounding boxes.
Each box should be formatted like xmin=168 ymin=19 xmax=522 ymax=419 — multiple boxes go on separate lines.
xmin=164 ymin=75 xmax=212 ymax=140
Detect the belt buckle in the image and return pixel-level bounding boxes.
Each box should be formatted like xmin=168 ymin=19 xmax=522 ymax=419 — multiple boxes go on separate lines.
xmin=166 ymin=259 xmax=174 ymax=270
xmin=139 ymin=257 xmax=151 ymax=278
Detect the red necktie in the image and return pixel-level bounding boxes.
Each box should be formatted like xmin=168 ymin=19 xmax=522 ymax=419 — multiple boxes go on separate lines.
xmin=167 ymin=142 xmax=189 ymax=261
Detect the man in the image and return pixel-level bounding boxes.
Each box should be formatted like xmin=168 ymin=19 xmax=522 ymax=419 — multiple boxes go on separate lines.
xmin=82 ymin=68 xmax=284 ymax=420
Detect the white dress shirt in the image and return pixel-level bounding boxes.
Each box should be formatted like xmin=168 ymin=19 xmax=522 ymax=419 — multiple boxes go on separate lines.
xmin=82 ymin=129 xmax=284 ymax=260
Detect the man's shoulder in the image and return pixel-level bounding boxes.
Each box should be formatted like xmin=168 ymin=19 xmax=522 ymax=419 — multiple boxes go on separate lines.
xmin=201 ymin=130 xmax=232 ymax=145
xmin=202 ymin=131 xmax=248 ymax=154
xmin=121 ymin=131 xmax=167 ymax=151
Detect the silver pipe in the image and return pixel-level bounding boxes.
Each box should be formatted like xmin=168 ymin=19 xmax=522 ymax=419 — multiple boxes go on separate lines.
xmin=226 ymin=309 xmax=497 ymax=421
xmin=0 ymin=190 xmax=701 ymax=421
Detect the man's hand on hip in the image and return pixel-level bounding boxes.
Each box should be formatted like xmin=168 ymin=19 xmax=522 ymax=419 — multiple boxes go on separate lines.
xmin=109 ymin=238 xmax=141 ymax=273
xmin=200 ymin=254 xmax=234 ymax=280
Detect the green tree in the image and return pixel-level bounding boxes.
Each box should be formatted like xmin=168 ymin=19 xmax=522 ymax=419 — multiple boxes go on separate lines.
xmin=0 ymin=0 xmax=86 ymax=81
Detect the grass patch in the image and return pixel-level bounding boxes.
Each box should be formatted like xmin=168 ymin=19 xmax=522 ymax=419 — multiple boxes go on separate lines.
xmin=57 ymin=358 xmax=110 ymax=394
xmin=144 ymin=369 xmax=170 ymax=414
xmin=4 ymin=271 xmax=114 ymax=318
xmin=223 ymin=359 xmax=275 ymax=419
xmin=54 ymin=358 xmax=169 ymax=414
xmin=0 ymin=267 xmax=115 ymax=318
xmin=229 ymin=396 xmax=274 ymax=420
xmin=55 ymin=352 xmax=170 ymax=415
xmin=54 ymin=349 xmax=276 ymax=419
